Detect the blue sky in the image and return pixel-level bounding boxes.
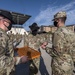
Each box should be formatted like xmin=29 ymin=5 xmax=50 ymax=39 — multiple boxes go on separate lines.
xmin=0 ymin=0 xmax=75 ymax=31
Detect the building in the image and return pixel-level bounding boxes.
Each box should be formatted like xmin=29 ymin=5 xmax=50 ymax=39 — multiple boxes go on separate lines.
xmin=40 ymin=25 xmax=75 ymax=33
xmin=10 ymin=26 xmax=28 ymax=35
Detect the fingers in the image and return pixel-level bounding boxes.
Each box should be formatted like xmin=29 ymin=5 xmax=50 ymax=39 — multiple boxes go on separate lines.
xmin=20 ymin=56 xmax=29 ymax=63
xmin=41 ymin=42 xmax=48 ymax=49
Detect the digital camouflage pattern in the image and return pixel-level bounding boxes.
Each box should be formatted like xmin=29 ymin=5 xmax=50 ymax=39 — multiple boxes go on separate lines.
xmin=8 ymin=31 xmax=22 ymax=48
xmin=45 ymin=26 xmax=75 ymax=75
xmin=7 ymin=31 xmax=15 ymax=45
xmin=0 ymin=28 xmax=14 ymax=75
xmin=24 ymin=33 xmax=51 ymax=50
xmin=24 ymin=32 xmax=51 ymax=75
xmin=53 ymin=11 xmax=66 ymax=20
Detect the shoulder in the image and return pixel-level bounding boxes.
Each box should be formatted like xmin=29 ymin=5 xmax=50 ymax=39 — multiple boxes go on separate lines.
xmin=53 ymin=27 xmax=67 ymax=38
xmin=27 ymin=33 xmax=34 ymax=39
xmin=0 ymin=29 xmax=8 ymax=39
xmin=61 ymin=27 xmax=75 ymax=36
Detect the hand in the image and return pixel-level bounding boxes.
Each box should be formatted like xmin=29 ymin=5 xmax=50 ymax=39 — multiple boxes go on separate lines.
xmin=41 ymin=42 xmax=48 ymax=49
xmin=20 ymin=56 xmax=29 ymax=63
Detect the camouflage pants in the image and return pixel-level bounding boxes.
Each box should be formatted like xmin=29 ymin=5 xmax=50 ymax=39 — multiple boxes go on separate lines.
xmin=52 ymin=61 xmax=74 ymax=75
xmin=52 ymin=70 xmax=74 ymax=75
xmin=0 ymin=71 xmax=15 ymax=75
xmin=0 ymin=73 xmax=6 ymax=75
xmin=52 ymin=63 xmax=74 ymax=75
xmin=0 ymin=69 xmax=7 ymax=75
xmin=29 ymin=57 xmax=40 ymax=75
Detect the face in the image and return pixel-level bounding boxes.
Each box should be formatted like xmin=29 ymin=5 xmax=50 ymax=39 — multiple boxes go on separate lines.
xmin=3 ymin=18 xmax=12 ymax=30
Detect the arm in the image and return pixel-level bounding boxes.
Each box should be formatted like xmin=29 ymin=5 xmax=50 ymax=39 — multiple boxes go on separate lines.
xmin=41 ymin=32 xmax=63 ymax=57
xmin=0 ymin=32 xmax=15 ymax=75
xmin=41 ymin=42 xmax=58 ymax=57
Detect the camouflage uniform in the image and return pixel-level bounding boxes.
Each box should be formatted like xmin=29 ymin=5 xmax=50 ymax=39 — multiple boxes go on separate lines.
xmin=7 ymin=31 xmax=15 ymax=44
xmin=24 ymin=32 xmax=28 ymax=46
xmin=24 ymin=32 xmax=51 ymax=75
xmin=0 ymin=28 xmax=15 ymax=75
xmin=8 ymin=32 xmax=22 ymax=48
xmin=15 ymin=33 xmax=21 ymax=44
xmin=45 ymin=26 xmax=75 ymax=75
xmin=45 ymin=11 xmax=75 ymax=75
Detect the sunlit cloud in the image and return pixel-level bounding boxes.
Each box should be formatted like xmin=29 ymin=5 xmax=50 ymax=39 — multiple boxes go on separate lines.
xmin=34 ymin=1 xmax=75 ymax=26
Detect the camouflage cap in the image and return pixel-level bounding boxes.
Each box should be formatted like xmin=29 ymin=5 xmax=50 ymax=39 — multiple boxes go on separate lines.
xmin=52 ymin=11 xmax=66 ymax=20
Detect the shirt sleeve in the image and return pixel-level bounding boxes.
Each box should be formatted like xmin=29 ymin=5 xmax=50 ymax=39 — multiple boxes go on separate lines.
xmin=45 ymin=32 xmax=63 ymax=57
xmin=0 ymin=32 xmax=14 ymax=68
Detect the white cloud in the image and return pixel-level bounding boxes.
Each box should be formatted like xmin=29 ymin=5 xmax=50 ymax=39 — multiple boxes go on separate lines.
xmin=34 ymin=1 xmax=75 ymax=26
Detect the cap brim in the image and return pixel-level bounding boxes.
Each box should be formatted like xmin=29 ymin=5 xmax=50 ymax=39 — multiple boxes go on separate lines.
xmin=11 ymin=20 xmax=15 ymax=24
xmin=29 ymin=27 xmax=40 ymax=31
xmin=52 ymin=18 xmax=55 ymax=21
xmin=29 ymin=25 xmax=40 ymax=29
xmin=0 ymin=14 xmax=15 ymax=24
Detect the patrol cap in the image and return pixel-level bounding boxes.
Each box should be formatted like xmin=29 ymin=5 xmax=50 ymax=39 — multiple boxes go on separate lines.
xmin=52 ymin=11 xmax=66 ymax=21
xmin=0 ymin=11 xmax=15 ymax=24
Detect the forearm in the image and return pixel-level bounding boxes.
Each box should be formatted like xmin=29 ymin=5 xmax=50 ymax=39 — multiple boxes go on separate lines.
xmin=45 ymin=47 xmax=57 ymax=57
xmin=3 ymin=55 xmax=14 ymax=67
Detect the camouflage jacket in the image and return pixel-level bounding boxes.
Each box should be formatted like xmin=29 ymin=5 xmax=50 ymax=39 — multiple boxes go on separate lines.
xmin=0 ymin=28 xmax=14 ymax=75
xmin=45 ymin=26 xmax=75 ymax=75
xmin=24 ymin=33 xmax=51 ymax=50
